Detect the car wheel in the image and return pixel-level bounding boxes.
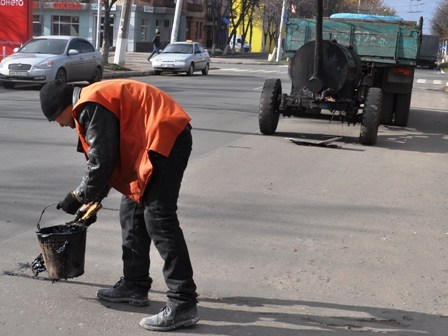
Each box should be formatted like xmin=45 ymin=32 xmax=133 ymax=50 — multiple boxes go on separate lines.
xmin=186 ymin=63 xmax=194 ymax=76
xmin=201 ymin=63 xmax=209 ymax=75
xmin=2 ymin=82 xmax=15 ymax=89
xmin=89 ymin=66 xmax=103 ymax=84
xmin=55 ymin=68 xmax=67 ymax=83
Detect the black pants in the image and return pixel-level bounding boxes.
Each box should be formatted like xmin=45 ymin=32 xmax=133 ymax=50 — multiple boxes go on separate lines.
xmin=119 ymin=127 xmax=197 ymax=307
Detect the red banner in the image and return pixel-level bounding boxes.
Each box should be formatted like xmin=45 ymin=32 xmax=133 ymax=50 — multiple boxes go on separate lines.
xmin=0 ymin=0 xmax=33 ymax=58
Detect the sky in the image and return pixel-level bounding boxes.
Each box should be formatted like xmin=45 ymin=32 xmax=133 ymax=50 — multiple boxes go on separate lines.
xmin=382 ymin=0 xmax=439 ymax=34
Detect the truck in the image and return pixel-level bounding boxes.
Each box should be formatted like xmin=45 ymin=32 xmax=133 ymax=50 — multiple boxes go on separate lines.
xmin=258 ymin=0 xmax=422 ymax=145
xmin=417 ymin=34 xmax=440 ymax=69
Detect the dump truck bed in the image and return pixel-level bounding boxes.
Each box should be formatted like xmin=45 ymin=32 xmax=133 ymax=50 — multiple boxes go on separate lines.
xmin=285 ymin=15 xmax=422 ymax=66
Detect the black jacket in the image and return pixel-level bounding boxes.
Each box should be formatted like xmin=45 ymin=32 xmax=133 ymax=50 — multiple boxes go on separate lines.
xmin=74 ymin=100 xmax=119 ymax=203
xmin=152 ymin=34 xmax=161 ymax=48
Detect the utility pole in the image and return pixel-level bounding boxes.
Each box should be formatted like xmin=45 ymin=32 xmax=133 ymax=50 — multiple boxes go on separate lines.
xmin=275 ymin=0 xmax=287 ymax=62
xmin=95 ymin=0 xmax=102 ymax=50
xmin=171 ymin=0 xmax=183 ymax=42
xmin=114 ymin=0 xmax=132 ymax=65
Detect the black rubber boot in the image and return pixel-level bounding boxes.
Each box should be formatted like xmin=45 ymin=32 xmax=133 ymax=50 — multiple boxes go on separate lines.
xmin=97 ymin=278 xmax=149 ymax=307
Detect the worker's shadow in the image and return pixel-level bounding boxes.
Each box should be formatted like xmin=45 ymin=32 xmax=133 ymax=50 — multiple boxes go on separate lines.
xmin=96 ymin=295 xmax=448 ymax=335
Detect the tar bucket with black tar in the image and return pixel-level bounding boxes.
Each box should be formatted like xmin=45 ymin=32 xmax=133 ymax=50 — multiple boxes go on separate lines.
xmin=36 ymin=222 xmax=87 ymax=280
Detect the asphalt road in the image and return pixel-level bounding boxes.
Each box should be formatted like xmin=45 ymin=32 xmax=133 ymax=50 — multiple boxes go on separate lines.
xmin=0 ymin=64 xmax=447 ymax=335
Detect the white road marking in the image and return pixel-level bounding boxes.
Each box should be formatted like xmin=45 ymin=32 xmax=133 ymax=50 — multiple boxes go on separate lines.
xmin=416 ymin=79 xmax=448 ymax=86
xmin=218 ymin=68 xmax=287 ymax=74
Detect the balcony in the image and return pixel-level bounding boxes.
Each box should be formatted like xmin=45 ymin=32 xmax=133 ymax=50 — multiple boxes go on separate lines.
xmin=152 ymin=0 xmax=175 ymax=8
xmin=187 ymin=3 xmax=203 ymax=12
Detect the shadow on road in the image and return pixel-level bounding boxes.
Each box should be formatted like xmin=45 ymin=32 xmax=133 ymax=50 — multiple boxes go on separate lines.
xmin=270 ymin=106 xmax=447 ymax=154
xmin=89 ymin=293 xmax=448 ymax=335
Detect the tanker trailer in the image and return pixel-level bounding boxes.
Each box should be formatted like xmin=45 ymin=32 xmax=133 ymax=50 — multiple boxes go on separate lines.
xmin=259 ymin=1 xmax=422 ymax=145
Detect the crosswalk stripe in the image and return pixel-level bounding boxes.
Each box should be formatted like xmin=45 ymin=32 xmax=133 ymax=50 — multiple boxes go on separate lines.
xmin=415 ymin=79 xmax=447 ymax=85
xmin=216 ymin=69 xmax=447 ymax=86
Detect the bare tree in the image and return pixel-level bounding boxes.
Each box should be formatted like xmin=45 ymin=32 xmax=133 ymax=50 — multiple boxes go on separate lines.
xmin=432 ymin=0 xmax=448 ymax=41
xmin=225 ymin=0 xmax=259 ymax=54
xmin=208 ymin=0 xmax=229 ymax=55
xmin=101 ymin=0 xmax=119 ymax=65
xmin=256 ymin=0 xmax=282 ymax=53
xmin=289 ymin=0 xmax=395 ymax=18
xmin=230 ymin=0 xmax=396 ymax=55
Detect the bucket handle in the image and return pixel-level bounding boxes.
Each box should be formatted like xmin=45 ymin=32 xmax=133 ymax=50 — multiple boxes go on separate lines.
xmin=36 ymin=202 xmax=59 ymax=231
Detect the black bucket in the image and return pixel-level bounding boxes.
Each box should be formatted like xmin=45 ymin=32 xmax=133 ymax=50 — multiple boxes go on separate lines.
xmin=35 ymin=203 xmax=87 ymax=280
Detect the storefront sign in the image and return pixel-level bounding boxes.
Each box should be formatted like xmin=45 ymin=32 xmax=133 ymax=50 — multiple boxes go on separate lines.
xmin=0 ymin=0 xmax=33 ymax=57
xmin=53 ymin=2 xmax=81 ymax=9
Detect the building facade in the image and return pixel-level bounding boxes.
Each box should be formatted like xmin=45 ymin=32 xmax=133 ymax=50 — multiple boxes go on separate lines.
xmin=32 ymin=0 xmax=214 ymax=52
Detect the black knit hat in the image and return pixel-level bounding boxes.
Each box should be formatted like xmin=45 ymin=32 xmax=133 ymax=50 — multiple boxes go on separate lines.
xmin=40 ymin=80 xmax=74 ymax=121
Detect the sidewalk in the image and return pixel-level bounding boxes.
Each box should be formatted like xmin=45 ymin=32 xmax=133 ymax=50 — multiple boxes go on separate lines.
xmin=103 ymin=51 xmax=272 ymax=79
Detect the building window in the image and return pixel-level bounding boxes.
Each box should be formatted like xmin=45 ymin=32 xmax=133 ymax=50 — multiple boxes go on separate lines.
xmin=33 ymin=15 xmax=43 ymax=36
xmin=140 ymin=19 xmax=149 ymax=41
xmin=186 ymin=21 xmax=191 ymax=39
xmin=52 ymin=15 xmax=80 ymax=36
xmin=164 ymin=20 xmax=170 ymax=28
xmin=195 ymin=22 xmax=202 ymax=39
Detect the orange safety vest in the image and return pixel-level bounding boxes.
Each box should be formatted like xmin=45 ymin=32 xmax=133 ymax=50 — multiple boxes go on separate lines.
xmin=72 ymin=79 xmax=191 ymax=203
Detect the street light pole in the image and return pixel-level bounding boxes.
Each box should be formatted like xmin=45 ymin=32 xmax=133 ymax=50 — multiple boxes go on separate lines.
xmin=171 ymin=0 xmax=183 ymax=42
xmin=96 ymin=0 xmax=101 ymax=50
xmin=275 ymin=0 xmax=287 ymax=62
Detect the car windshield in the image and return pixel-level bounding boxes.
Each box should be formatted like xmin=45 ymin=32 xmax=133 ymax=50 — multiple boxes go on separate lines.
xmin=19 ymin=39 xmax=68 ymax=55
xmin=162 ymin=44 xmax=193 ymax=54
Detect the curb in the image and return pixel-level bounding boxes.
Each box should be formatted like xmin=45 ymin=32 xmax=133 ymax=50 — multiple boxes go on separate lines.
xmin=102 ymin=64 xmax=240 ymax=79
xmin=103 ymin=70 xmax=153 ymax=79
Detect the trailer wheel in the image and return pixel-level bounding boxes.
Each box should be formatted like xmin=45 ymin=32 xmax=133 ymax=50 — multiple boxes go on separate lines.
xmin=380 ymin=92 xmax=394 ymax=125
xmin=360 ymin=87 xmax=383 ymax=146
xmin=259 ymin=78 xmax=281 ymax=135
xmin=393 ymin=93 xmax=411 ymax=127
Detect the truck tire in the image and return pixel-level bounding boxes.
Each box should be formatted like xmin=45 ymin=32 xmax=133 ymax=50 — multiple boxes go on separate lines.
xmin=393 ymin=93 xmax=411 ymax=127
xmin=381 ymin=92 xmax=394 ymax=125
xmin=259 ymin=78 xmax=281 ymax=135
xmin=360 ymin=87 xmax=383 ymax=146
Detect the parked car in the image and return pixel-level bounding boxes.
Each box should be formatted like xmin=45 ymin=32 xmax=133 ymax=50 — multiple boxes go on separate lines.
xmin=0 ymin=35 xmax=103 ymax=89
xmin=229 ymin=35 xmax=250 ymax=53
xmin=150 ymin=41 xmax=210 ymax=76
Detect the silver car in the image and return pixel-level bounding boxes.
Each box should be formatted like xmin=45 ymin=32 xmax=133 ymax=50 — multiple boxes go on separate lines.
xmin=0 ymin=35 xmax=103 ymax=89
xmin=151 ymin=41 xmax=210 ymax=76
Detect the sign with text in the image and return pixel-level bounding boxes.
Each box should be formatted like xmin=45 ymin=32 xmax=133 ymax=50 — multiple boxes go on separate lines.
xmin=0 ymin=0 xmax=33 ymax=58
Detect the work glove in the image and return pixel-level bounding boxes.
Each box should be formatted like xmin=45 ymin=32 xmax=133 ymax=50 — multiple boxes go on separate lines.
xmin=57 ymin=191 xmax=83 ymax=215
xmin=83 ymin=214 xmax=97 ymax=227
xmin=73 ymin=202 xmax=102 ymax=226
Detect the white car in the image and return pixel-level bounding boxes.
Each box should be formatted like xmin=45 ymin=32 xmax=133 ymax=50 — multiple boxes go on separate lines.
xmin=0 ymin=35 xmax=103 ymax=89
xmin=150 ymin=41 xmax=210 ymax=76
xmin=229 ymin=35 xmax=250 ymax=53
